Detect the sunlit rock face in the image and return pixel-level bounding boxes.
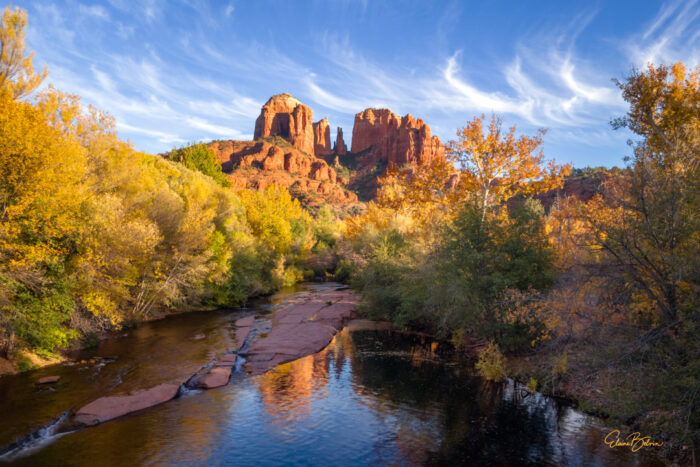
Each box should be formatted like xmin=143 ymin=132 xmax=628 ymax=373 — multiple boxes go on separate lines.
xmin=350 ymin=108 xmax=445 ymax=167
xmin=313 ymin=117 xmax=332 ymax=156
xmin=254 ymin=93 xmax=315 ymax=155
xmin=207 ymin=140 xmax=357 ymax=205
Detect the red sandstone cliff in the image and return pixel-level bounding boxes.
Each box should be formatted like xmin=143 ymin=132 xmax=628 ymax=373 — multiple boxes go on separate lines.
xmin=350 ymin=108 xmax=444 ymax=167
xmin=254 ymin=94 xmax=315 ymax=155
xmin=313 ymin=117 xmax=331 ymax=156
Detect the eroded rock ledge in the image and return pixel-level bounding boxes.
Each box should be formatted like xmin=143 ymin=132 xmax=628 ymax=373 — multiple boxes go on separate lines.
xmin=70 ymin=287 xmax=359 ymax=427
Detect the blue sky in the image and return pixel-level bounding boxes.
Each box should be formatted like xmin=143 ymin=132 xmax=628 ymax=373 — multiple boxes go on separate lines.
xmin=13 ymin=0 xmax=700 ymax=167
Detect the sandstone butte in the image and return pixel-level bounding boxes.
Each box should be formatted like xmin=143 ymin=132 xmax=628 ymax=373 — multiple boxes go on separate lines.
xmin=254 ymin=93 xmax=315 ymax=155
xmin=351 ymin=108 xmax=445 ymax=168
xmin=194 ymin=93 xmax=446 ymax=204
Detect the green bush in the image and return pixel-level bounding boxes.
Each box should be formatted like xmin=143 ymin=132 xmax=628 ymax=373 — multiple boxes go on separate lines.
xmin=169 ymin=143 xmax=231 ymax=187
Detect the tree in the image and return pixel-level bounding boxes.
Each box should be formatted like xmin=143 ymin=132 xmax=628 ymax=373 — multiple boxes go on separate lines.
xmin=585 ymin=63 xmax=699 ymax=327
xmin=448 ymin=114 xmax=570 ymax=218
xmin=169 ymin=143 xmax=231 ymax=187
xmin=0 ymin=6 xmax=47 ymax=99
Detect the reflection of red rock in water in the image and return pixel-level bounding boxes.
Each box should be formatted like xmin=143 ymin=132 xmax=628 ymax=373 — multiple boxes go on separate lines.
xmin=244 ymin=289 xmax=359 ymax=375
xmin=74 ymin=383 xmax=180 ymax=425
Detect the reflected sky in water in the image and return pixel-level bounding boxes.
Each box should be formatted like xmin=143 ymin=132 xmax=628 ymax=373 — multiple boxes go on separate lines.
xmin=6 ymin=327 xmax=664 ymax=466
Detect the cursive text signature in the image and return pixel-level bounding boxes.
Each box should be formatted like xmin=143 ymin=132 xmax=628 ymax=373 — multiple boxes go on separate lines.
xmin=604 ymin=430 xmax=664 ymax=452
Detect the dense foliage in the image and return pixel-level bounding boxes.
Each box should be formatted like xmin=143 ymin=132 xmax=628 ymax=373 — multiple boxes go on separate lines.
xmin=341 ymin=63 xmax=699 ymax=462
xmin=168 ymin=143 xmax=231 ymax=187
xmin=0 ymin=9 xmax=323 ymax=358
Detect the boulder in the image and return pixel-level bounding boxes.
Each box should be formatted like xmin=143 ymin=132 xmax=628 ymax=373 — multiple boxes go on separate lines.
xmin=197 ymin=367 xmax=231 ymax=389
xmin=74 ymin=383 xmax=180 ymax=425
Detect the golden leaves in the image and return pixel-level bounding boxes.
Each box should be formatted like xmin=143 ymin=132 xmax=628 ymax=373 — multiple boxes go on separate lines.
xmin=0 ymin=6 xmax=47 ymax=99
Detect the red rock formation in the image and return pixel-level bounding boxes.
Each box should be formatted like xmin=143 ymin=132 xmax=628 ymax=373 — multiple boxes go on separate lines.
xmin=350 ymin=108 xmax=444 ymax=167
xmin=334 ymin=127 xmax=347 ymax=155
xmin=75 ymin=383 xmax=180 ymax=425
xmin=313 ymin=117 xmax=331 ymax=156
xmin=36 ymin=376 xmax=60 ymax=384
xmin=254 ymin=93 xmax=315 ymax=155
xmin=245 ymin=288 xmax=359 ymax=375
xmin=207 ymin=139 xmax=357 ymax=206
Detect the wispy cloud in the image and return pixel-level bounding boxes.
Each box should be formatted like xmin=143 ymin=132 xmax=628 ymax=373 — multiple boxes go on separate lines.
xmin=78 ymin=4 xmax=109 ymax=20
xmin=626 ymin=0 xmax=700 ymax=67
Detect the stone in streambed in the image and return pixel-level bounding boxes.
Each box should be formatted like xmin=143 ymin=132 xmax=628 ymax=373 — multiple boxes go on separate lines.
xmin=245 ymin=322 xmax=338 ymax=375
xmin=74 ymin=383 xmax=180 ymax=425
xmin=197 ymin=367 xmax=231 ymax=389
xmin=235 ymin=316 xmax=254 ymax=348
xmin=213 ymin=353 xmax=237 ymax=367
xmin=36 ymin=376 xmax=60 ymax=384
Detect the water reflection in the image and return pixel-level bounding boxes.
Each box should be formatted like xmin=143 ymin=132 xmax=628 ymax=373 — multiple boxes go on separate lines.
xmin=2 ymin=289 xmax=665 ymax=466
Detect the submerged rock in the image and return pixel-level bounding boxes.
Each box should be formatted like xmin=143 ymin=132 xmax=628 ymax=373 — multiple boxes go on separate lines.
xmin=74 ymin=383 xmax=180 ymax=426
xmin=35 ymin=376 xmax=60 ymax=384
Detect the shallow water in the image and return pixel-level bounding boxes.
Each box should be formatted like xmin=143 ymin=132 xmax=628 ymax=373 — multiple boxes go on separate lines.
xmin=0 ymin=284 xmax=664 ymax=466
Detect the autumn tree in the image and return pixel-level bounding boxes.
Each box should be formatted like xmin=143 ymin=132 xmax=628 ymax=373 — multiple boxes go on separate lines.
xmin=0 ymin=6 xmax=47 ymax=99
xmin=448 ymin=114 xmax=570 ymax=218
xmin=584 ymin=63 xmax=699 ymax=328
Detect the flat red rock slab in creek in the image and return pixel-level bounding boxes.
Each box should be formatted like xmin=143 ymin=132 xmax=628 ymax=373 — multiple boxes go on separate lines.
xmin=74 ymin=383 xmax=180 ymax=426
xmin=36 ymin=376 xmax=60 ymax=384
xmin=273 ymin=301 xmax=327 ymax=325
xmin=245 ymin=320 xmax=340 ymax=375
xmin=197 ymin=367 xmax=231 ymax=389
xmin=235 ymin=315 xmax=255 ymax=348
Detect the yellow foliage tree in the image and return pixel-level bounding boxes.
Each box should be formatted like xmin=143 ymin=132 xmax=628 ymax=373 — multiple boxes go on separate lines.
xmin=448 ymin=114 xmax=571 ymax=218
xmin=0 ymin=6 xmax=47 ymax=99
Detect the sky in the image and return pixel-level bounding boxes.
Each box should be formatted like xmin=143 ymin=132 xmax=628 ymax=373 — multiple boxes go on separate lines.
xmin=12 ymin=0 xmax=700 ymax=168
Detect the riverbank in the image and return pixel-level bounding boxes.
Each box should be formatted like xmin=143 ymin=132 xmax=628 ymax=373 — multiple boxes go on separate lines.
xmin=0 ymin=283 xmax=362 ymax=458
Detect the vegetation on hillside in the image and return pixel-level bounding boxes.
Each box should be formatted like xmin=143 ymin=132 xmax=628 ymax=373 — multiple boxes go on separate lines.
xmin=336 ymin=63 xmax=698 ymax=462
xmin=0 ymin=7 xmax=327 ymax=359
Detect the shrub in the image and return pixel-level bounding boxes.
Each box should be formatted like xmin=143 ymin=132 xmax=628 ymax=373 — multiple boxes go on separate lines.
xmin=475 ymin=342 xmax=507 ymax=382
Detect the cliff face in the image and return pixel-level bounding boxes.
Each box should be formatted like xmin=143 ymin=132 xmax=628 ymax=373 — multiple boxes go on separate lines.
xmin=350 ymin=108 xmax=444 ymax=168
xmin=313 ymin=118 xmax=331 ymax=156
xmin=254 ymin=94 xmax=315 ymax=155
xmin=208 ymin=140 xmax=357 ymax=206
xmin=334 ymin=127 xmax=347 ymax=155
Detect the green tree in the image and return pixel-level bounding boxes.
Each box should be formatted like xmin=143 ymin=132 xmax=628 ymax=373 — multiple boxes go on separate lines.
xmin=169 ymin=143 xmax=231 ymax=187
